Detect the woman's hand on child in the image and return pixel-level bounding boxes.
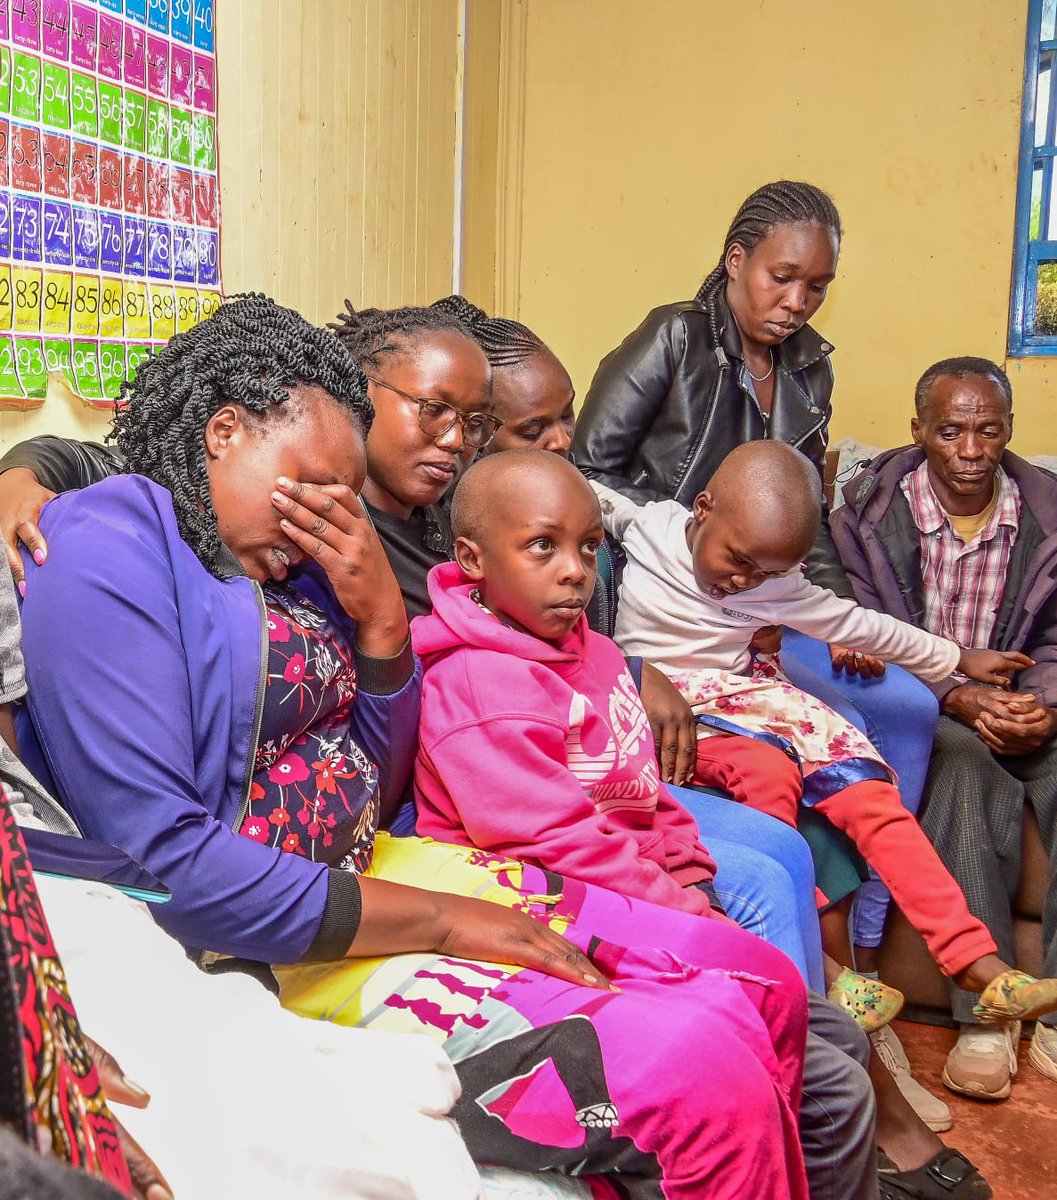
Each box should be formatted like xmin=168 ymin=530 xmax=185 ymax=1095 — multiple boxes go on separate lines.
xmin=829 ymin=644 xmax=887 ymax=678
xmin=639 ymin=662 xmax=697 ymax=786
xmin=272 ymin=478 xmax=409 ymax=658
xmin=957 ymin=648 xmax=1035 ymax=688
xmin=435 ymin=896 xmax=615 ymax=991
xmin=0 ymin=467 xmax=54 ymax=595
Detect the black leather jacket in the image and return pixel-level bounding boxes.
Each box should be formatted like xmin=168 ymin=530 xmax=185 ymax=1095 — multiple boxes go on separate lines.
xmin=0 ymin=435 xmax=122 ymax=491
xmin=571 ymin=294 xmax=852 ymax=597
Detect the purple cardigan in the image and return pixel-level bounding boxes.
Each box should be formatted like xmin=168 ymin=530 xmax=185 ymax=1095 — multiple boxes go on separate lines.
xmin=831 ymin=446 xmax=1057 ymax=706
xmin=16 ymin=474 xmax=421 ymax=963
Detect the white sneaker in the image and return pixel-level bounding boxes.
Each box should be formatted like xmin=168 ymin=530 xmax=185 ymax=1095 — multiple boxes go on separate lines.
xmin=871 ymin=1024 xmax=953 ymax=1132
xmin=942 ymin=1022 xmax=1020 ymax=1101
xmin=1028 ymin=1021 xmax=1057 ymax=1082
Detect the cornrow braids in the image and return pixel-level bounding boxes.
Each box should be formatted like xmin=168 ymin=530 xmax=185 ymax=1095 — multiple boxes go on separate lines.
xmin=694 ymin=180 xmax=842 ymax=347
xmin=328 ymin=298 xmax=474 ymax=368
xmin=109 ymin=293 xmax=372 ymax=575
xmin=431 ymin=294 xmax=546 ymax=369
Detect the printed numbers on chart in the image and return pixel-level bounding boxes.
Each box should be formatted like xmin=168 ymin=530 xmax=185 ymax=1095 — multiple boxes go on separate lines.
xmin=42 ymin=2 xmax=67 ymax=37
xmin=200 ymin=290 xmax=220 ymax=319
xmin=44 ymin=203 xmax=69 ymax=246
xmin=12 ymin=268 xmax=41 ymax=331
xmin=175 ymin=287 xmax=200 ymax=332
xmin=73 ymin=282 xmax=98 ymax=313
xmin=15 ymin=339 xmax=47 ymax=397
xmin=41 ymin=67 xmax=66 ymax=106
xmin=12 ymin=2 xmax=41 ymax=24
xmin=0 ymin=269 xmax=12 ymax=330
xmin=124 ymin=280 xmax=149 ymax=338
xmin=43 ymin=278 xmax=69 ymax=310
xmin=149 ymin=284 xmax=175 ymax=338
xmin=72 ymin=275 xmax=99 ymax=336
xmin=99 ymin=277 xmax=121 ymax=312
xmin=98 ymin=276 xmax=121 ymax=337
xmin=42 ymin=273 xmax=72 ymax=334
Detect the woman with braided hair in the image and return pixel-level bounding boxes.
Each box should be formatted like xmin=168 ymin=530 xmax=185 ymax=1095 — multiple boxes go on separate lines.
xmin=9 ymin=294 xmax=817 ymax=1200
xmin=570 ymin=181 xmax=946 ymax=1054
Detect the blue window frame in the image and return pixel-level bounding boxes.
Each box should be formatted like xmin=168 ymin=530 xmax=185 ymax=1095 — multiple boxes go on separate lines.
xmin=1011 ymin=0 xmax=1057 ymax=354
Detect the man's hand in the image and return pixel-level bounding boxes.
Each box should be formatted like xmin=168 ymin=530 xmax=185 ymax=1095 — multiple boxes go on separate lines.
xmin=638 ymin=661 xmax=697 ymax=787
xmin=86 ymin=1037 xmax=173 ymax=1200
xmin=943 ymin=685 xmax=1057 ymax=756
xmin=829 ymin=644 xmax=887 ymax=678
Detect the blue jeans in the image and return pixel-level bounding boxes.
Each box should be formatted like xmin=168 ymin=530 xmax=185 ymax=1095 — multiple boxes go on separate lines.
xmin=670 ymin=783 xmax=826 ymax=993
xmin=780 ymin=627 xmax=939 ymax=948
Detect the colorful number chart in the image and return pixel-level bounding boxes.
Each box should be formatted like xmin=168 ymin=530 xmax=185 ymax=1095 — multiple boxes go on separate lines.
xmin=0 ymin=0 xmax=221 ymax=409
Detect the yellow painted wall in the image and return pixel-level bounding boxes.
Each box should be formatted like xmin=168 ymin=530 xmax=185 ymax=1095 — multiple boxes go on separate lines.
xmin=472 ymin=0 xmax=1056 ymax=454
xmin=0 ymin=0 xmax=460 ymax=454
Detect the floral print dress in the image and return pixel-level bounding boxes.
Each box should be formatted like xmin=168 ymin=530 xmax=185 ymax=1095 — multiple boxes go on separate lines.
xmin=238 ymin=584 xmax=379 ymax=874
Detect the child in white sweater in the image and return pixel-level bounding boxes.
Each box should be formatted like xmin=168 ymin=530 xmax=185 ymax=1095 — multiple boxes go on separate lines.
xmin=596 ymin=440 xmax=1057 ymax=1027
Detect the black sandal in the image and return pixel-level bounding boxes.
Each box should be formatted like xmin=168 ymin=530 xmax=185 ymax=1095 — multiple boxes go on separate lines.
xmin=878 ymin=1148 xmax=992 ymax=1200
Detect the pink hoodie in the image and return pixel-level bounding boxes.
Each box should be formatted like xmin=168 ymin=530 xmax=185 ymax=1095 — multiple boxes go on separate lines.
xmin=412 ymin=562 xmax=717 ymax=917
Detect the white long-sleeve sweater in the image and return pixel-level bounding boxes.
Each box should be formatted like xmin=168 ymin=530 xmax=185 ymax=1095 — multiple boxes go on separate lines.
xmin=594 ymin=484 xmax=961 ymax=681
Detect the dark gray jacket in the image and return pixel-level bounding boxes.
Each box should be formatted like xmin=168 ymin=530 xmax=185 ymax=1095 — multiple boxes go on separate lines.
xmin=831 ymin=446 xmax=1057 ymax=706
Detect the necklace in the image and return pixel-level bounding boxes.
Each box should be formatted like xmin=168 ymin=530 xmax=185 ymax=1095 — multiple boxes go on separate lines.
xmin=746 ymin=351 xmax=774 ymax=383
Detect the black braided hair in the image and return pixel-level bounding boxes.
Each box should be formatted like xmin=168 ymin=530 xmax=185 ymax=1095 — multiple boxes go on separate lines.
xmin=328 ymin=298 xmax=476 ymax=368
xmin=109 ymin=293 xmax=372 ymax=575
xmin=694 ymin=181 xmax=842 ymax=346
xmin=430 ymin=294 xmax=546 ymax=369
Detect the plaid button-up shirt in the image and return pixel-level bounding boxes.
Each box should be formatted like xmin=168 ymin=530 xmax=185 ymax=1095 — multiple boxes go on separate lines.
xmin=900 ymin=460 xmax=1021 ymax=649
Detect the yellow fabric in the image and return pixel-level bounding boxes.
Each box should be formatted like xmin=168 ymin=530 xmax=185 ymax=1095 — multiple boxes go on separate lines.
xmin=274 ymin=834 xmax=568 ymax=1038
xmin=947 ymin=486 xmax=998 ymax=544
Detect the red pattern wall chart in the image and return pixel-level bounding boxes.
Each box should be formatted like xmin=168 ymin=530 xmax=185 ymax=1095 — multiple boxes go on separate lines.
xmin=0 ymin=0 xmax=221 ymax=409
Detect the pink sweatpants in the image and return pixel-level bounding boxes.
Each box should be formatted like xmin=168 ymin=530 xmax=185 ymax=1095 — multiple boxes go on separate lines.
xmin=694 ymin=734 xmax=998 ymax=978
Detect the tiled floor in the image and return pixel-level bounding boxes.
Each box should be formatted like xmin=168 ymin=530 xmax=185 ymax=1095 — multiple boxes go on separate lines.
xmin=893 ymin=1020 xmax=1057 ymax=1200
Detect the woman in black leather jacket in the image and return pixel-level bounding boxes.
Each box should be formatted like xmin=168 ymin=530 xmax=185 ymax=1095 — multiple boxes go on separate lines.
xmin=573 ymin=180 xmax=942 ymax=990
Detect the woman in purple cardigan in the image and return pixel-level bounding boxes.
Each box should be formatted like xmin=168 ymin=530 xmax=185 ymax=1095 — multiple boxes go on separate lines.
xmin=14 ymin=294 xmax=813 ymax=1199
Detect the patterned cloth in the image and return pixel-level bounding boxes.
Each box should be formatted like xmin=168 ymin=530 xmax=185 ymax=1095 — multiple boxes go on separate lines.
xmin=277 ymin=834 xmax=810 ymax=1200
xmin=668 ymin=655 xmax=895 ymax=804
xmin=0 ymin=787 xmax=130 ymax=1192
xmin=900 ymin=460 xmax=1020 ymax=649
xmin=240 ymin=584 xmax=379 ymax=873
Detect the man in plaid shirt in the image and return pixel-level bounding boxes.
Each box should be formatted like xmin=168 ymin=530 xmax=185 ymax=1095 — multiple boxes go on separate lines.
xmin=832 ymin=357 xmax=1057 ymax=1109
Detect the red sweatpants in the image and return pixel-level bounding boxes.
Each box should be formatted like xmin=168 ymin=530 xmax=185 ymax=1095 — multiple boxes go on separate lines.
xmin=694 ymin=734 xmax=998 ymax=978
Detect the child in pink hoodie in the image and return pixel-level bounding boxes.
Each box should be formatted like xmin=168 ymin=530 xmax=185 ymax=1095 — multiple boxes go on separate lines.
xmin=413 ymin=460 xmax=719 ymax=918
xmin=413 ymin=448 xmax=1057 ymax=1032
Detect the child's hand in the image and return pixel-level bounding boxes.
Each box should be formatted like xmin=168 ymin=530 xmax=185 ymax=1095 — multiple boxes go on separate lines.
xmin=830 ymin=644 xmax=887 ymax=678
xmin=749 ymin=625 xmax=783 ymax=657
xmin=957 ymin=647 xmax=1035 ymax=687
xmin=639 ymin=662 xmax=697 ymax=786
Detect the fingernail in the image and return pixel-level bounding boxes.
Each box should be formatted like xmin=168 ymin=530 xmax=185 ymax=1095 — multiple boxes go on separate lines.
xmin=279 ymin=518 xmax=290 ymax=528
xmin=17 ymin=580 xmax=25 ymax=598
xmin=146 ymin=1184 xmax=174 ymax=1200
xmin=122 ymin=1074 xmax=150 ymax=1102
xmin=277 ymin=476 xmax=292 ymax=488
xmin=582 ymin=972 xmax=599 ymax=984
xmin=271 ymin=491 xmax=286 ymax=504
xmin=32 ymin=549 xmax=45 ymax=565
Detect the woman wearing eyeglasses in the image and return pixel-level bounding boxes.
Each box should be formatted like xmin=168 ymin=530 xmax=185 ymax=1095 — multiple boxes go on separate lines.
xmin=0 ymin=302 xmax=503 ymax=623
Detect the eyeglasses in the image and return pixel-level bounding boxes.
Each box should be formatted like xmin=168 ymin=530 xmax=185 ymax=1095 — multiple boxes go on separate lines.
xmin=365 ymin=376 xmax=503 ymax=450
